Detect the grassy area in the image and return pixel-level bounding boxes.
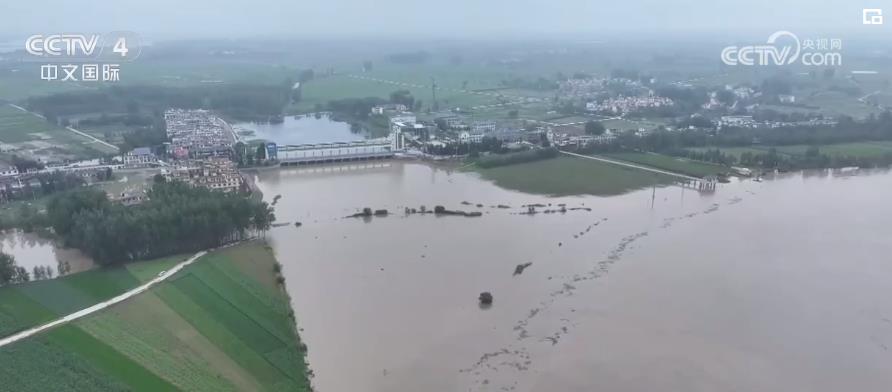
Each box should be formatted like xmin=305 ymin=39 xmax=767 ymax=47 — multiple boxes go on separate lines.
xmin=291 ymin=73 xmax=500 ymax=113
xmin=0 ymin=241 xmax=310 ymax=392
xmin=0 ymin=104 xmax=114 ymax=160
xmin=601 ymin=152 xmax=728 ymax=177
xmin=601 ymin=118 xmax=668 ymax=132
xmin=0 ymin=338 xmax=131 ymax=391
xmin=473 ymin=155 xmax=674 ymax=196
xmin=0 ymin=105 xmax=63 ymax=143
xmin=125 ymin=254 xmax=192 ymax=282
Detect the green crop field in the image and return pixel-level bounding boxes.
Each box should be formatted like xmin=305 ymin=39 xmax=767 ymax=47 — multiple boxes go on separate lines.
xmin=601 ymin=152 xmax=728 ymax=177
xmin=0 ymin=104 xmax=115 ymax=160
xmin=291 ymin=73 xmax=502 ymax=114
xmin=0 ymin=338 xmax=131 ymax=391
xmin=0 ymin=105 xmax=62 ymax=143
xmin=473 ymin=155 xmax=674 ymax=196
xmin=0 ymin=241 xmax=310 ymax=392
xmin=125 ymin=254 xmax=191 ymax=282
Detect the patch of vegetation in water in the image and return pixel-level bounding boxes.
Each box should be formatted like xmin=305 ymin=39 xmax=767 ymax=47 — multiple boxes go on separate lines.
xmin=474 ymin=155 xmax=674 ymax=197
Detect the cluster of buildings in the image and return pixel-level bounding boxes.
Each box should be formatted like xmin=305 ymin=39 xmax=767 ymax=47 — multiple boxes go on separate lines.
xmin=718 ymin=115 xmax=837 ymax=130
xmin=702 ymin=86 xmax=760 ymax=110
xmin=164 ymin=110 xmax=242 ymax=193
xmin=586 ymin=95 xmax=674 ymax=114
xmin=165 ymin=109 xmax=233 ymax=159
xmin=163 ymin=158 xmax=243 ymax=193
xmin=378 ymin=106 xmax=560 ymax=151
xmin=371 ymin=103 xmax=409 ymax=115
xmin=558 ymin=77 xmax=649 ymax=99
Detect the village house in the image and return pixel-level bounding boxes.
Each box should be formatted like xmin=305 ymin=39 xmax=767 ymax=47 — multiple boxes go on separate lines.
xmin=123 ymin=147 xmax=156 ymax=168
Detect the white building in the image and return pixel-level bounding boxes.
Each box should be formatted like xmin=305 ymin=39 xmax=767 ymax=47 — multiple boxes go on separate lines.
xmin=390 ymin=130 xmax=406 ymax=151
xmin=123 ymin=147 xmax=156 ymax=168
xmin=458 ymin=131 xmax=485 ymax=144
xmin=778 ymin=94 xmax=796 ymax=104
xmin=389 ymin=113 xmax=417 ymax=125
xmin=0 ymin=165 xmax=19 ymax=177
xmin=470 ymin=121 xmax=496 ymax=134
xmin=719 ymin=115 xmax=756 ymax=129
xmin=371 ymin=104 xmax=408 ymax=115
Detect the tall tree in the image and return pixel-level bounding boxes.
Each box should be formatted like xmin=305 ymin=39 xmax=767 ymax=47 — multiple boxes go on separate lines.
xmin=0 ymin=252 xmax=16 ymax=286
xmin=585 ymin=120 xmax=606 ymax=135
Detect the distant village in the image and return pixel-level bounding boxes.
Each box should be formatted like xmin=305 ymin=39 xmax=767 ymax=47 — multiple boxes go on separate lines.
xmin=0 ymin=109 xmax=244 ymax=205
xmin=0 ymin=72 xmax=846 ymax=205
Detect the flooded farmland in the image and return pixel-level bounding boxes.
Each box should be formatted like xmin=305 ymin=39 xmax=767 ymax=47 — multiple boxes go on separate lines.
xmin=251 ymin=162 xmax=892 ymax=392
xmin=0 ymin=230 xmax=94 ymax=278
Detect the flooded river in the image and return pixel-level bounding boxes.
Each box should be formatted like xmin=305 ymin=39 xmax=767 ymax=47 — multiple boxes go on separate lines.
xmin=252 ymin=162 xmax=892 ymax=392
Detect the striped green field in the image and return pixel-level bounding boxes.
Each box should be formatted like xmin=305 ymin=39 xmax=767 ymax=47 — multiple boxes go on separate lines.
xmin=474 ymin=155 xmax=675 ymax=196
xmin=0 ymin=241 xmax=310 ymax=392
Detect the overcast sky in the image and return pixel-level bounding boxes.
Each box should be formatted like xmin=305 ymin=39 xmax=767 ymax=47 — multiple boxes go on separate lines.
xmin=1 ymin=0 xmax=884 ymax=40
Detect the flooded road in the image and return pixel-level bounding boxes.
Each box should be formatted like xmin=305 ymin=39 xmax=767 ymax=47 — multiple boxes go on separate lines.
xmin=252 ymin=162 xmax=892 ymax=392
xmin=0 ymin=230 xmax=94 ymax=278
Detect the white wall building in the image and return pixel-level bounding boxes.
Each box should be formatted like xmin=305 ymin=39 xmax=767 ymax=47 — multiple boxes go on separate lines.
xmin=123 ymin=147 xmax=156 ymax=168
xmin=0 ymin=165 xmax=19 ymax=177
xmin=458 ymin=131 xmax=485 ymax=144
xmin=390 ymin=130 xmax=406 ymax=151
xmin=389 ymin=113 xmax=417 ymax=125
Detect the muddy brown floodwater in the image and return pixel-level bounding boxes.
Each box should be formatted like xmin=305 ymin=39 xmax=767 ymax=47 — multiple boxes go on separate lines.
xmin=0 ymin=230 xmax=94 ymax=277
xmin=251 ymin=161 xmax=892 ymax=392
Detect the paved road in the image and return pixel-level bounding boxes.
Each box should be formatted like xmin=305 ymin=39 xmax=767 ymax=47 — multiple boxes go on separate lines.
xmin=65 ymin=126 xmax=120 ymax=152
xmin=560 ymin=151 xmax=701 ymax=181
xmin=0 ymin=250 xmax=208 ymax=349
xmin=7 ymin=104 xmax=120 ymax=152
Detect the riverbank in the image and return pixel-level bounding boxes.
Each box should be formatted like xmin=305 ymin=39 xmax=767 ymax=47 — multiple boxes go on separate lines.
xmin=0 ymin=240 xmax=311 ymax=392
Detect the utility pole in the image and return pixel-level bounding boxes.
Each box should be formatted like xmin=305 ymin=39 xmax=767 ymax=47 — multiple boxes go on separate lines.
xmin=651 ymin=185 xmax=656 ymax=208
xmin=431 ymin=77 xmax=438 ymax=112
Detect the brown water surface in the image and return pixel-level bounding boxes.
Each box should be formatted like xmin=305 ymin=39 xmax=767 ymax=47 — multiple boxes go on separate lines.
xmin=253 ymin=162 xmax=892 ymax=392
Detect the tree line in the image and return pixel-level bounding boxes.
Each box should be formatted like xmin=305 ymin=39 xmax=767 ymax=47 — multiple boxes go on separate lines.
xmin=27 ymin=83 xmax=294 ymax=125
xmin=0 ymin=171 xmax=87 ymax=205
xmin=424 ymin=136 xmax=507 ymax=156
xmin=0 ymin=252 xmax=30 ymax=286
xmin=579 ymin=111 xmax=892 ymax=154
xmin=474 ymin=147 xmax=559 ymax=168
xmin=667 ymin=147 xmax=892 ymax=171
xmin=46 ymin=181 xmax=275 ymax=266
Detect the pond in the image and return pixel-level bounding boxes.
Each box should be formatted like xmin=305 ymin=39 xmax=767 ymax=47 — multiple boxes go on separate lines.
xmin=233 ymin=114 xmax=366 ymax=145
xmin=0 ymin=230 xmax=94 ymax=279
